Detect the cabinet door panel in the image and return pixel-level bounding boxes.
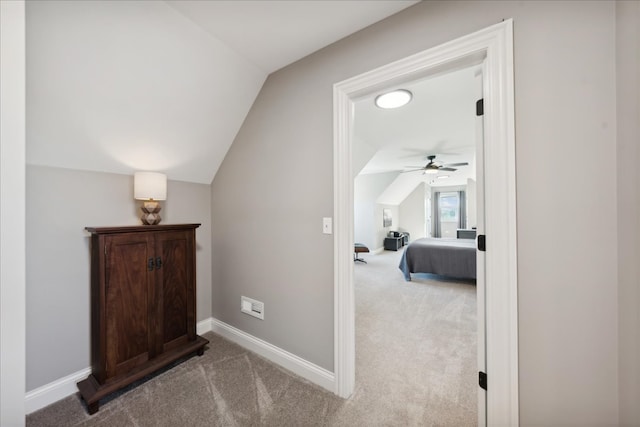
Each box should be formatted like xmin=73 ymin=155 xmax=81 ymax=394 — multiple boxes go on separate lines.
xmin=155 ymin=230 xmax=195 ymax=353
xmin=104 ymin=234 xmax=153 ymax=379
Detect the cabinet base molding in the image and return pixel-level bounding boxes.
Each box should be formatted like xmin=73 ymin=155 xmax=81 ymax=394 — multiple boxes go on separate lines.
xmin=77 ymin=335 xmax=208 ymax=415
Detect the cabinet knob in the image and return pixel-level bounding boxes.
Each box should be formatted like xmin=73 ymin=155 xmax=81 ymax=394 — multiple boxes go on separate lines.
xmin=147 ymin=258 xmax=154 ymax=271
xmin=155 ymin=257 xmax=162 ymax=269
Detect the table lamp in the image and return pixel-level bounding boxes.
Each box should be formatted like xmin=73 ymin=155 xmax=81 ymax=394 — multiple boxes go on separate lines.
xmin=134 ymin=172 xmax=167 ymax=225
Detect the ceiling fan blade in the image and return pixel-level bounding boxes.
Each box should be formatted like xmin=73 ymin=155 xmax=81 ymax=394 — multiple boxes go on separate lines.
xmin=401 ymin=168 xmax=425 ymax=173
xmin=439 ymin=167 xmax=457 ymax=172
xmin=443 ymin=162 xmax=468 ymax=167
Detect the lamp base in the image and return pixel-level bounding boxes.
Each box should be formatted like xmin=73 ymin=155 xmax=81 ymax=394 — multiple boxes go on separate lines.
xmin=140 ymin=201 xmax=162 ymax=225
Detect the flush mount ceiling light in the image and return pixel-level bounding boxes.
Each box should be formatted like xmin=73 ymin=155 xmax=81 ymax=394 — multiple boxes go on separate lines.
xmin=374 ymin=89 xmax=412 ymax=109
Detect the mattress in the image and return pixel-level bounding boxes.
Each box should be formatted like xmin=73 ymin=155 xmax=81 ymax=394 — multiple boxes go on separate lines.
xmin=399 ymin=238 xmax=476 ymax=281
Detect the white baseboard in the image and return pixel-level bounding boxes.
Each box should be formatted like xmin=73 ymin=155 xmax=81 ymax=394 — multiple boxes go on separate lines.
xmin=208 ymin=318 xmax=335 ymax=393
xmin=197 ymin=317 xmax=214 ymax=335
xmin=25 ymin=318 xmax=216 ymax=414
xmin=25 ymin=317 xmax=334 ymax=414
xmin=25 ymin=367 xmax=91 ymax=414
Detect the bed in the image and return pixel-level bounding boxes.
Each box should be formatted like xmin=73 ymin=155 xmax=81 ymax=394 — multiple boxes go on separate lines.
xmin=399 ymin=238 xmax=476 ymax=281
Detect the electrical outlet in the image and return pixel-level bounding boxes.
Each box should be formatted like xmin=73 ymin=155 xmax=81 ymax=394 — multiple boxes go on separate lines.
xmin=241 ymin=296 xmax=264 ymax=320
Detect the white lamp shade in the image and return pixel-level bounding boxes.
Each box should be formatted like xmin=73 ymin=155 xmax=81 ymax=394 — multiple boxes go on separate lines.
xmin=134 ymin=172 xmax=167 ymax=201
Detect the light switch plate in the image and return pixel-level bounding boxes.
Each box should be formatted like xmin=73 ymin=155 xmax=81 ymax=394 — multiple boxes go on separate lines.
xmin=322 ymin=217 xmax=332 ymax=234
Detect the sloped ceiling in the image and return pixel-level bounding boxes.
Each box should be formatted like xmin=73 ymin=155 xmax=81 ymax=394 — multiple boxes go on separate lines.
xmin=166 ymin=1 xmax=420 ymax=75
xmin=25 ymin=0 xmax=418 ymax=184
xmin=354 ymin=65 xmax=480 ymax=205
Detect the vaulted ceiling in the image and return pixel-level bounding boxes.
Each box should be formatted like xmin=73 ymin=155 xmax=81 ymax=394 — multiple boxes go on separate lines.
xmin=353 ymin=65 xmax=480 ymax=205
xmin=354 ymin=66 xmax=479 ymax=178
xmin=25 ymin=0 xmax=418 ymax=184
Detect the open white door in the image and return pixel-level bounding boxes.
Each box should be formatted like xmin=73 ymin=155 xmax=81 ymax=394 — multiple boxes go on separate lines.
xmin=475 ymin=62 xmax=487 ymax=427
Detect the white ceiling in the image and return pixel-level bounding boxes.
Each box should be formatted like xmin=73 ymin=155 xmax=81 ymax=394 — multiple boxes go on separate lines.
xmin=353 ymin=65 xmax=481 ymax=203
xmin=166 ymin=1 xmax=420 ymax=74
xmin=26 ymin=0 xmax=418 ymax=184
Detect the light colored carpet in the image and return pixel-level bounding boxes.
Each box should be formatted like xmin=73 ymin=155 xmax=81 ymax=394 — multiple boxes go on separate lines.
xmin=27 ymin=248 xmax=476 ymax=426
xmin=351 ymin=248 xmax=477 ymax=426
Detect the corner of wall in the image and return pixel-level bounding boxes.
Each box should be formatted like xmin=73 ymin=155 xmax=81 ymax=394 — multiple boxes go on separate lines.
xmin=616 ymin=1 xmax=640 ymax=425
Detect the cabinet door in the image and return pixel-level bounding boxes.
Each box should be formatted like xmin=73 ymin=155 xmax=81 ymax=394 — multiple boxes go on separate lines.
xmin=104 ymin=233 xmax=154 ymax=380
xmin=153 ymin=230 xmax=196 ymax=354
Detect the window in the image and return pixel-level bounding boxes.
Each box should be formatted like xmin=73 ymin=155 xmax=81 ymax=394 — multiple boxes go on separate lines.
xmin=439 ymin=192 xmax=459 ymax=223
xmin=432 ymin=190 xmax=466 ymax=237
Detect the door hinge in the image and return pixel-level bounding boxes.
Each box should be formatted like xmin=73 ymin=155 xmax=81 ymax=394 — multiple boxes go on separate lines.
xmin=477 ymin=234 xmax=486 ymax=252
xmin=476 ymin=98 xmax=484 ymax=116
xmin=479 ymin=371 xmax=487 ymax=390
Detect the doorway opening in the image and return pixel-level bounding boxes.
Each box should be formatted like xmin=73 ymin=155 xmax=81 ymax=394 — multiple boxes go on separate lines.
xmin=351 ymin=61 xmax=481 ymax=424
xmin=333 ymin=20 xmax=518 ymax=426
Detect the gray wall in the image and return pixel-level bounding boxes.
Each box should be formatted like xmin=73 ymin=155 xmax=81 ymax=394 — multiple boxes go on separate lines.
xmin=211 ymin=1 xmax=629 ymax=424
xmin=26 ymin=165 xmax=212 ymax=391
xmin=616 ymin=1 xmax=640 ymax=425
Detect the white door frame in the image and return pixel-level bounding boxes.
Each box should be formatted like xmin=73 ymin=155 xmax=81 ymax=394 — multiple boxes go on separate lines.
xmin=0 ymin=1 xmax=27 ymax=425
xmin=333 ymin=20 xmax=518 ymax=426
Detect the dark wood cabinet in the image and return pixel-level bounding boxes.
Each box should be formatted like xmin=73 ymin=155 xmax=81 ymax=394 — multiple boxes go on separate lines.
xmin=77 ymin=224 xmax=208 ymax=414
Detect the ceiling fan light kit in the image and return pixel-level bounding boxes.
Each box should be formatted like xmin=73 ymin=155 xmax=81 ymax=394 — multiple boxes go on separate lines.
xmin=424 ymin=166 xmax=439 ymax=174
xmin=403 ymin=154 xmax=469 ymax=175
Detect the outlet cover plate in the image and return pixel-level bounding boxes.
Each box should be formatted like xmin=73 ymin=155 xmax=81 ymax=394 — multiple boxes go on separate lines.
xmin=241 ymin=296 xmax=264 ymax=320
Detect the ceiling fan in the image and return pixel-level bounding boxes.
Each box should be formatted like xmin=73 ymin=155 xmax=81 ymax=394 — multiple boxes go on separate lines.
xmin=403 ymin=155 xmax=468 ymax=174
